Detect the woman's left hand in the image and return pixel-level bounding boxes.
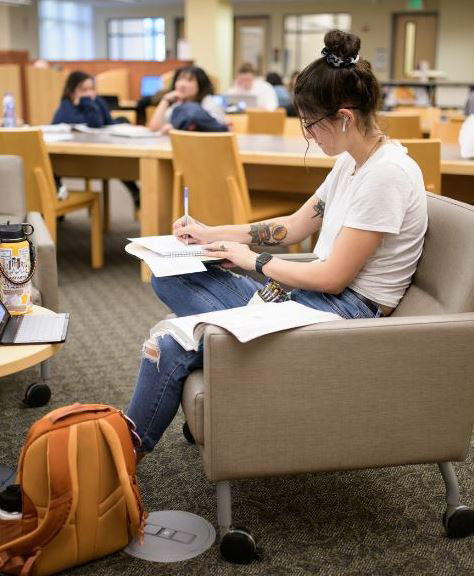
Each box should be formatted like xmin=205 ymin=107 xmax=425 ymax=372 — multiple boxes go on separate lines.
xmin=203 ymin=241 xmax=258 ymax=270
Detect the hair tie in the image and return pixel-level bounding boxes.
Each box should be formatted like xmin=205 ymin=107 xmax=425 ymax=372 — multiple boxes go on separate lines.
xmin=321 ymin=47 xmax=360 ymax=68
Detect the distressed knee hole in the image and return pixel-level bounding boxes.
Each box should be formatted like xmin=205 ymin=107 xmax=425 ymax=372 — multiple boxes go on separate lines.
xmin=142 ymin=337 xmax=161 ymax=364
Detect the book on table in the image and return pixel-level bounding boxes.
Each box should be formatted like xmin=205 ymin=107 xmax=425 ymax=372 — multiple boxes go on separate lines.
xmin=150 ymin=301 xmax=340 ymax=351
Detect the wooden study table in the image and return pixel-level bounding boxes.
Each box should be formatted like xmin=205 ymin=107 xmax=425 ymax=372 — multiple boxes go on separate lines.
xmin=0 ymin=306 xmax=62 ymax=379
xmin=46 ymin=134 xmax=474 ymax=278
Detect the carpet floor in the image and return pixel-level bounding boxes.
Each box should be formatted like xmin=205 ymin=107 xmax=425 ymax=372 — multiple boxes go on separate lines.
xmin=1 ymin=184 xmax=473 ymax=575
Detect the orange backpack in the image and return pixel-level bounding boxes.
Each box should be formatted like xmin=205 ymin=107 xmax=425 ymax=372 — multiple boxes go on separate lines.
xmin=0 ymin=403 xmax=146 ymax=575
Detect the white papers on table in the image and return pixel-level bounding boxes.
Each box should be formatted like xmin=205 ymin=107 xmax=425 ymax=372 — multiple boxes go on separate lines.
xmin=103 ymin=124 xmax=157 ymax=138
xmin=41 ymin=133 xmax=74 ymax=142
xmin=71 ymin=124 xmax=101 ymax=134
xmin=37 ymin=123 xmax=72 ymax=133
xmin=125 ymin=242 xmax=207 ymax=277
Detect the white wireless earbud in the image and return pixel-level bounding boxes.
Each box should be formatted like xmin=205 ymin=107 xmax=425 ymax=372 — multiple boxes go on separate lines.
xmin=342 ymin=116 xmax=348 ymax=133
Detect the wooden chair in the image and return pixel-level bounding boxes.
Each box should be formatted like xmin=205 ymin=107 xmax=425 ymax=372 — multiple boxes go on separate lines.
xmin=145 ymin=106 xmax=157 ymax=126
xmin=110 ymin=109 xmax=136 ymax=124
xmin=25 ymin=66 xmax=66 ymax=125
xmin=400 ymin=138 xmax=441 ymax=194
xmin=169 ymin=130 xmax=301 ymax=226
xmin=0 ymin=129 xmax=103 ymax=268
xmin=284 ymin=117 xmax=304 ymax=138
xmin=246 ymin=108 xmax=287 ymax=135
xmin=395 ymin=106 xmax=441 ymax=135
xmin=0 ymin=64 xmax=23 ymax=122
xmin=225 ymin=114 xmax=248 ymax=134
xmin=377 ymin=112 xmax=422 ymax=139
xmin=95 ymin=68 xmax=129 ymax=101
xmin=430 ymin=121 xmax=461 ymax=143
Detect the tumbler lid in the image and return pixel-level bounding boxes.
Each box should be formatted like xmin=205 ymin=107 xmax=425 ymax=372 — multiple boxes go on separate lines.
xmin=0 ymin=222 xmax=33 ymax=242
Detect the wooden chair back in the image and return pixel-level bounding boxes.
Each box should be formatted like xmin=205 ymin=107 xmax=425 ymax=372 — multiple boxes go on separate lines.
xmin=246 ymin=108 xmax=286 ymax=135
xmin=169 ymin=130 xmax=250 ymax=226
xmin=377 ymin=112 xmax=422 ymax=139
xmin=110 ymin=109 xmax=136 ymax=124
xmin=225 ymin=114 xmax=248 ymax=134
xmin=393 ymin=86 xmax=416 ymax=105
xmin=430 ymin=121 xmax=461 ymax=143
xmin=395 ymin=106 xmax=441 ymax=134
xmin=145 ymin=106 xmax=157 ymax=125
xmin=95 ymin=68 xmax=129 ymax=101
xmin=25 ymin=66 xmax=66 ymax=125
xmin=0 ymin=64 xmax=23 ymax=121
xmin=284 ymin=117 xmax=304 ymax=138
xmin=0 ymin=128 xmax=57 ymax=212
xmin=400 ymin=138 xmax=441 ymax=194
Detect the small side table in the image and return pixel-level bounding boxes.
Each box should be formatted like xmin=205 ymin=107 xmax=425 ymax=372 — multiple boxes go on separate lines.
xmin=0 ymin=305 xmax=64 ymax=406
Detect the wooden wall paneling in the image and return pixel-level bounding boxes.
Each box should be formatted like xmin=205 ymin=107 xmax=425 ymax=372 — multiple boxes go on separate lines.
xmin=0 ymin=64 xmax=23 ymax=120
xmin=25 ymin=66 xmax=67 ymax=125
xmin=54 ymin=60 xmax=192 ymax=100
xmin=95 ymin=68 xmax=129 ymax=100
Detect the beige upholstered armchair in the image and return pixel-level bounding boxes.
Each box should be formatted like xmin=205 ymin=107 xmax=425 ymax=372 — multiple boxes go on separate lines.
xmin=181 ymin=193 xmax=474 ymax=563
xmin=0 ymin=155 xmax=58 ymax=313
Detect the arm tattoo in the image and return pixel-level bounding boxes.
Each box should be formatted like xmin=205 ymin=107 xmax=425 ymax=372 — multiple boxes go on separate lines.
xmin=249 ymin=222 xmax=288 ymax=245
xmin=312 ymin=199 xmax=325 ymax=219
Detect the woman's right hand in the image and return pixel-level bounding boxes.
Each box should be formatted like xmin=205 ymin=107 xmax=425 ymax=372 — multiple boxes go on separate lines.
xmin=173 ymin=216 xmax=215 ymax=245
xmin=163 ymin=90 xmax=180 ymax=105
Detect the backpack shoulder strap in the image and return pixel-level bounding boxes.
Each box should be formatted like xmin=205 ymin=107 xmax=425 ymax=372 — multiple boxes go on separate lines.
xmin=98 ymin=417 xmax=145 ymax=538
xmin=0 ymin=425 xmax=79 ymax=576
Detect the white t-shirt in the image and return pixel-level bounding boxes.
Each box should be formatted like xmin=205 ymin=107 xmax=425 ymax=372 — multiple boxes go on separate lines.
xmin=313 ymin=141 xmax=428 ymax=308
xmin=165 ymin=95 xmax=226 ymax=123
xmin=228 ymin=78 xmax=278 ymax=111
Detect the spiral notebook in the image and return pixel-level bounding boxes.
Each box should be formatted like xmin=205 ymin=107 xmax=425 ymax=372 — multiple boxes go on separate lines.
xmin=126 ymin=235 xmax=224 ymax=277
xmin=127 ymin=235 xmax=218 ymax=258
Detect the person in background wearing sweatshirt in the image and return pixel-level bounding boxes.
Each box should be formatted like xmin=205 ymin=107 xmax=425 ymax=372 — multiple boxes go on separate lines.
xmin=52 ymin=71 xmax=140 ymax=210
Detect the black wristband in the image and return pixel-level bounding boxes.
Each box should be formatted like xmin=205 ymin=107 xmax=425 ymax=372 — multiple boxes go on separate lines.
xmin=255 ymin=252 xmax=273 ymax=274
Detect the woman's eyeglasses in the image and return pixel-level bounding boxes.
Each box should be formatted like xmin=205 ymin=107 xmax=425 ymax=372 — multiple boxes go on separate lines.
xmin=302 ymin=112 xmax=334 ymax=132
xmin=302 ymin=107 xmax=359 ymax=132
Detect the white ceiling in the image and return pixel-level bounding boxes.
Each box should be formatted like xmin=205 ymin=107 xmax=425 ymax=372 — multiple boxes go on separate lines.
xmin=68 ymin=0 xmax=301 ymax=6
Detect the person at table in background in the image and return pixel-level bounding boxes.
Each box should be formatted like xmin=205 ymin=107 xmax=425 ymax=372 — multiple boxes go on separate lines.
xmin=127 ymin=30 xmax=428 ymax=459
xmin=228 ymin=62 xmax=278 ymax=111
xmin=464 ymin=88 xmax=474 ymax=116
xmin=288 ymin=70 xmax=300 ymax=95
xmin=52 ymin=71 xmax=140 ymax=210
xmin=148 ymin=66 xmax=226 ymax=133
xmin=266 ymin=71 xmax=297 ymax=117
xmin=266 ymin=72 xmax=292 ymax=108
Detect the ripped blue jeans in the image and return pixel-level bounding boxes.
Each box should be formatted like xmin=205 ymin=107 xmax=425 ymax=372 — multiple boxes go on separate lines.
xmin=127 ymin=266 xmax=383 ymax=453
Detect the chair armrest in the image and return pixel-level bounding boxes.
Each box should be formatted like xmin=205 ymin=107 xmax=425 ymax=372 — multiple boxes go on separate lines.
xmin=233 ymin=253 xmax=317 ymax=282
xmin=27 ymin=211 xmax=59 ymax=312
xmin=277 ymin=252 xmax=317 ymax=262
xmin=201 ymin=313 xmax=474 ymax=481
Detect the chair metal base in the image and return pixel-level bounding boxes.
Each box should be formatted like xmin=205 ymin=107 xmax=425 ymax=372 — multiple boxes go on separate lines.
xmin=214 ymin=463 xmax=474 ymax=563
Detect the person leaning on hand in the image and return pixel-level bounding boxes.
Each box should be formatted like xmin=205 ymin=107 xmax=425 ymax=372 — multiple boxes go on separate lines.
xmin=148 ymin=66 xmax=225 ymax=133
xmin=52 ymin=71 xmax=140 ymax=209
xmin=126 ymin=29 xmax=428 ymax=461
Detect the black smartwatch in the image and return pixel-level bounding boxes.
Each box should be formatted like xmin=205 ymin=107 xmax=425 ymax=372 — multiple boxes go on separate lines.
xmin=255 ymin=252 xmax=273 ymax=274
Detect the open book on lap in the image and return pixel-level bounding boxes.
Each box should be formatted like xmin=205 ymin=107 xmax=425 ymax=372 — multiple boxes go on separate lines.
xmin=150 ymin=301 xmax=340 ymax=351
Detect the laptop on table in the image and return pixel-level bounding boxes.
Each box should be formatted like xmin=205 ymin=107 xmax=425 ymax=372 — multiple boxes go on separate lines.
xmin=0 ymin=300 xmax=69 ymax=345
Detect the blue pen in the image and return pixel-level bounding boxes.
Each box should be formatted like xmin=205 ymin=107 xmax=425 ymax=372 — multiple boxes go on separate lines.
xmin=183 ymin=186 xmax=189 ymax=244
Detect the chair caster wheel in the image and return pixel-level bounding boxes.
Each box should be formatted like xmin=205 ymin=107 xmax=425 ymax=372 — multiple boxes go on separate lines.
xmin=443 ymin=507 xmax=474 ymax=538
xmin=182 ymin=422 xmax=195 ymax=444
xmin=220 ymin=527 xmax=260 ymax=564
xmin=23 ymin=382 xmax=51 ymax=408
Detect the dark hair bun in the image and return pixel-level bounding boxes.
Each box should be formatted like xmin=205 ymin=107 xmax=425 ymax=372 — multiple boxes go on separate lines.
xmin=324 ymin=30 xmax=360 ymax=59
